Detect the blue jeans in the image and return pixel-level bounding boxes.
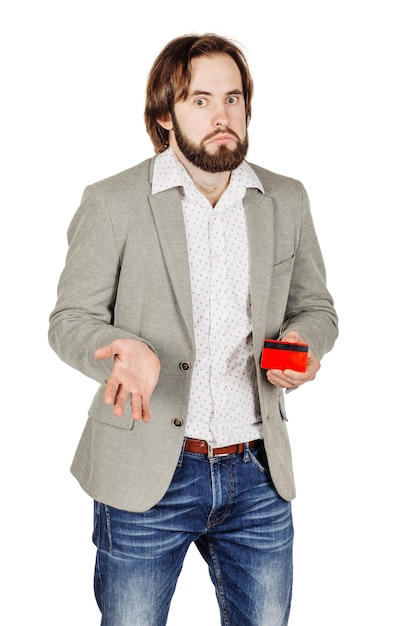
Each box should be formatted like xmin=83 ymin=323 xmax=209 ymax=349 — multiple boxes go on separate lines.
xmin=93 ymin=441 xmax=293 ymax=626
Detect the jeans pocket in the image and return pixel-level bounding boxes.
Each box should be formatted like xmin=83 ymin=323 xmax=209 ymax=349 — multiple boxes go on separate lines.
xmin=92 ymin=501 xmax=101 ymax=547
xmin=248 ymin=444 xmax=270 ymax=474
xmin=93 ymin=502 xmax=112 ymax=552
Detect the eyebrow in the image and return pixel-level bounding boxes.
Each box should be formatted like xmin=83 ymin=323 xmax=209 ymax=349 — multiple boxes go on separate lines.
xmin=189 ymin=89 xmax=244 ymax=97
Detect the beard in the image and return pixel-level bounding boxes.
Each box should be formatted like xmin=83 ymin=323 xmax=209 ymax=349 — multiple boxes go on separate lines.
xmin=171 ymin=111 xmax=248 ymax=173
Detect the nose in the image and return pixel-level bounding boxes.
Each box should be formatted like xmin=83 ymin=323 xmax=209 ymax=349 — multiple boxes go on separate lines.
xmin=213 ymin=102 xmax=230 ymax=128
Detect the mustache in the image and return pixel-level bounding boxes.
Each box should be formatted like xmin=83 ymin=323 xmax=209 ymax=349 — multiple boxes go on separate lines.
xmin=204 ymin=127 xmax=241 ymax=142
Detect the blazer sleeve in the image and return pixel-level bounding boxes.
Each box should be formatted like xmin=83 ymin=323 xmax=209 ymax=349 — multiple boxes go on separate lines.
xmin=278 ymin=182 xmax=338 ymax=360
xmin=48 ymin=184 xmax=155 ymax=384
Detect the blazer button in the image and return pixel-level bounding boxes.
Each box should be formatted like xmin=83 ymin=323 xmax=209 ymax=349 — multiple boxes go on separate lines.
xmin=179 ymin=361 xmax=191 ymax=371
xmin=172 ymin=417 xmax=184 ymax=428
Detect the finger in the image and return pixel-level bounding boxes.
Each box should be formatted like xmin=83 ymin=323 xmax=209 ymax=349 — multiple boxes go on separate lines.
xmin=141 ymin=398 xmax=151 ymax=423
xmin=113 ymin=385 xmax=130 ymax=417
xmin=130 ymin=393 xmax=144 ymax=421
xmin=103 ymin=379 xmax=119 ymax=405
xmin=130 ymin=390 xmax=152 ymax=422
xmin=267 ymin=369 xmax=297 ymax=388
xmin=267 ymin=369 xmax=286 ymax=388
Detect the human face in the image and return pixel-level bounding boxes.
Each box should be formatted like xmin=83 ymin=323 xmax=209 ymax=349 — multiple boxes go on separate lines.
xmin=169 ymin=54 xmax=249 ymax=173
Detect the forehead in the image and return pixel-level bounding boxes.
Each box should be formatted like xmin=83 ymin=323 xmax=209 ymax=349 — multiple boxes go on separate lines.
xmin=187 ymin=53 xmax=243 ymax=93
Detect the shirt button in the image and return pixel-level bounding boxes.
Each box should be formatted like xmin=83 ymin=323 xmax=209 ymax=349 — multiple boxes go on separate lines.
xmin=179 ymin=361 xmax=191 ymax=371
xmin=171 ymin=417 xmax=184 ymax=428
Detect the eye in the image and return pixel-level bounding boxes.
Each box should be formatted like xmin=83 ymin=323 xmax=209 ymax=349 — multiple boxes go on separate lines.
xmin=194 ymin=98 xmax=207 ymax=107
xmin=226 ymin=95 xmax=239 ymax=104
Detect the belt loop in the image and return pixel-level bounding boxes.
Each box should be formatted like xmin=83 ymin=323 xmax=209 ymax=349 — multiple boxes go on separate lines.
xmin=207 ymin=442 xmax=214 ymax=459
xmin=243 ymin=442 xmax=251 ymax=463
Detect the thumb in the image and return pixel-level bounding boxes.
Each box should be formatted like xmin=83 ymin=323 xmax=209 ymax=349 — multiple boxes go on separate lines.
xmin=281 ymin=331 xmax=303 ymax=344
xmin=94 ymin=341 xmax=118 ymax=360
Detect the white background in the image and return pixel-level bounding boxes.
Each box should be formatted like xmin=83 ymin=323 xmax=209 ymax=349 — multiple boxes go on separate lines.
xmin=1 ymin=1 xmax=416 ymax=624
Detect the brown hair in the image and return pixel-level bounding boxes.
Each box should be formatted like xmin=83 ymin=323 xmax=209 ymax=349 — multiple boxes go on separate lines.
xmin=144 ymin=34 xmax=254 ymax=153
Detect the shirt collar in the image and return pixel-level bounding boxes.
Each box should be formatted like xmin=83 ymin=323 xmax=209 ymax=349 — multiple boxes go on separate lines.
xmin=151 ymin=147 xmax=264 ymax=195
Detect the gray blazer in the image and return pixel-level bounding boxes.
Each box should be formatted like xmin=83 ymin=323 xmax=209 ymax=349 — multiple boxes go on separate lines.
xmin=49 ymin=156 xmax=338 ymax=512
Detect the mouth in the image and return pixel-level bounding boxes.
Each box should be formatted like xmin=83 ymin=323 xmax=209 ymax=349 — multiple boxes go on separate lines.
xmin=209 ymin=137 xmax=234 ymax=147
xmin=205 ymin=131 xmax=239 ymax=146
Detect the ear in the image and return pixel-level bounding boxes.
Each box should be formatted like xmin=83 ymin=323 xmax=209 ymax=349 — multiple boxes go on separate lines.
xmin=157 ymin=113 xmax=173 ymax=131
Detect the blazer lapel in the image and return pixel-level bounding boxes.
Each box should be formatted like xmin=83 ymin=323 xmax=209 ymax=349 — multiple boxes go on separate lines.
xmin=148 ymin=184 xmax=275 ymax=355
xmin=244 ymin=188 xmax=275 ymax=355
xmin=149 ymin=189 xmax=195 ymax=346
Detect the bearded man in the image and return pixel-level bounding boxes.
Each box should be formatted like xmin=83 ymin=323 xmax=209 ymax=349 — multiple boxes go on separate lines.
xmin=49 ymin=33 xmax=338 ymax=626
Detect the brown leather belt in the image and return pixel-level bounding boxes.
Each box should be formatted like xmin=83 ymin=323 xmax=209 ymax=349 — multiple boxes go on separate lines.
xmin=183 ymin=438 xmax=259 ymax=458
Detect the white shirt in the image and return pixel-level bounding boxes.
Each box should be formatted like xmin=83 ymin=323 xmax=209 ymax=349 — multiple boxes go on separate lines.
xmin=152 ymin=148 xmax=264 ymax=447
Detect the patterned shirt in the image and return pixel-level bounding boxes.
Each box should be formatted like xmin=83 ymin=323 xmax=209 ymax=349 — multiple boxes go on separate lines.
xmin=152 ymin=148 xmax=264 ymax=447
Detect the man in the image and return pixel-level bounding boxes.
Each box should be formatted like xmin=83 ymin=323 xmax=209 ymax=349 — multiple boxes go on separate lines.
xmin=49 ymin=33 xmax=338 ymax=626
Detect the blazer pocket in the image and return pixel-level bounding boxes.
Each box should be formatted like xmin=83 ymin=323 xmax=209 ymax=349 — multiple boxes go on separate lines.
xmin=270 ymin=255 xmax=295 ymax=295
xmin=88 ymin=387 xmax=135 ymax=430
xmin=272 ymin=253 xmax=295 ymax=275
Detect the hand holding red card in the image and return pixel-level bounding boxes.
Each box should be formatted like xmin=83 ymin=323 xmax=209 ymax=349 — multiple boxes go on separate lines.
xmin=261 ymin=339 xmax=309 ymax=372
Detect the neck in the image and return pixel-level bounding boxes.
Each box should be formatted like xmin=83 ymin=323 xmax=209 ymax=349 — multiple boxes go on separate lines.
xmin=171 ymin=146 xmax=231 ymax=207
xmin=192 ymin=169 xmax=231 ymax=207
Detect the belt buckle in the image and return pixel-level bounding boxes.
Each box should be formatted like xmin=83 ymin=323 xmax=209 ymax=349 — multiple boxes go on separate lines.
xmin=207 ymin=443 xmax=229 ymax=459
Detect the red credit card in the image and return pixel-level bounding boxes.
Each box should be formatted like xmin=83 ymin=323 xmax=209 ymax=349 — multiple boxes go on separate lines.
xmin=261 ymin=339 xmax=309 ymax=372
